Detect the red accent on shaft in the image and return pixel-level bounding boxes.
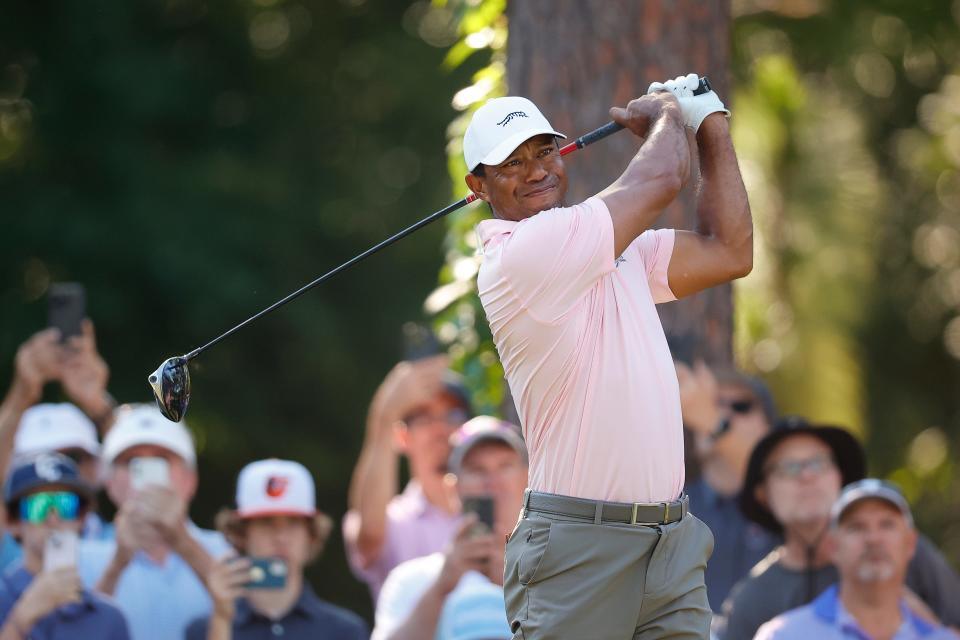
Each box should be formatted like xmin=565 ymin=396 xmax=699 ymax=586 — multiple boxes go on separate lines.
xmin=466 ymin=193 xmax=478 ymax=203
xmin=559 ymin=142 xmax=578 ymax=156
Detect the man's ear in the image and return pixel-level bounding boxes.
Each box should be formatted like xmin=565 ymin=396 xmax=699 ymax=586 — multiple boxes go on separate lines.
xmin=464 ymin=173 xmax=488 ymax=202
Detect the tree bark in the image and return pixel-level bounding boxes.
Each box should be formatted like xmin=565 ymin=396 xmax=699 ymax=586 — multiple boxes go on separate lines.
xmin=506 ymin=0 xmax=734 ymax=366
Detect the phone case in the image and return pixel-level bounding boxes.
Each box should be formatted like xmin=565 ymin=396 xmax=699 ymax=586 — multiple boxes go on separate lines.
xmin=130 ymin=457 xmax=171 ymax=490
xmin=245 ymin=557 xmax=288 ymax=589
xmin=44 ymin=530 xmax=78 ymax=572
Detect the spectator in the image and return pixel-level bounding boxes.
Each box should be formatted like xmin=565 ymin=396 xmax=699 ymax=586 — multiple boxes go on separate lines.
xmin=187 ymin=459 xmax=368 ymax=640
xmin=372 ymin=416 xmax=526 ymax=640
xmin=716 ymin=418 xmax=960 ymax=639
xmin=14 ymin=404 xmax=109 ymax=540
xmin=677 ymin=361 xmax=780 ymax=610
xmin=755 ymin=479 xmax=957 ymax=639
xmin=0 ymin=453 xmax=129 ymax=639
xmin=78 ymin=404 xmax=230 ymax=640
xmin=0 ymin=325 xmax=115 ymax=571
xmin=344 ymin=356 xmax=472 ymax=601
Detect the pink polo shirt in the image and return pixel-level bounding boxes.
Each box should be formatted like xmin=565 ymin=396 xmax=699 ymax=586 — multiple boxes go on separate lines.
xmin=476 ymin=196 xmax=684 ymax=503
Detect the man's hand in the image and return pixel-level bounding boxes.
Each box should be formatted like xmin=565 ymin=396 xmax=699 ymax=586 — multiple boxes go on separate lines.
xmin=647 ymin=73 xmax=729 ymax=132
xmin=371 ymin=355 xmax=449 ymax=427
xmin=609 ymin=92 xmax=683 ymax=139
xmin=6 ymin=329 xmax=63 ymax=410
xmin=60 ymin=320 xmax=111 ymax=422
xmin=10 ymin=567 xmax=83 ymax=630
xmin=435 ymin=515 xmax=498 ymax=596
xmin=130 ymin=486 xmax=189 ymax=548
xmin=675 ymin=360 xmax=722 ymax=438
xmin=206 ymin=554 xmax=251 ymax=621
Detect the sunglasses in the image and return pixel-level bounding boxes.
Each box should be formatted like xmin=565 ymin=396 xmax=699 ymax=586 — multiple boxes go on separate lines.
xmin=18 ymin=491 xmax=82 ymax=524
xmin=406 ymin=408 xmax=470 ymax=428
xmin=765 ymin=454 xmax=835 ymax=480
xmin=724 ymin=399 xmax=755 ymax=414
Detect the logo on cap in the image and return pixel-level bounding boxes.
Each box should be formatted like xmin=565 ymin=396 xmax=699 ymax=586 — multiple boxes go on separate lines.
xmin=496 ymin=111 xmax=528 ymax=127
xmin=35 ymin=454 xmax=63 ymax=482
xmin=265 ymin=476 xmax=289 ymax=498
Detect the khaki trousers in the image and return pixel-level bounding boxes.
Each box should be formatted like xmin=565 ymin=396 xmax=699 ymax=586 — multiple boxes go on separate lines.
xmin=503 ymin=505 xmax=714 ymax=639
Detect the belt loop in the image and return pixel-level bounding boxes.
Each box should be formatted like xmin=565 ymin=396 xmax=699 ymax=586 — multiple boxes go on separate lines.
xmin=593 ymin=501 xmax=603 ymax=525
xmin=522 ymin=489 xmax=531 ymax=518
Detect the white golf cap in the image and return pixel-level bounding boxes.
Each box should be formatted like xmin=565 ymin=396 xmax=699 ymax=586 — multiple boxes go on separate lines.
xmin=102 ymin=404 xmax=196 ymax=468
xmin=463 ymin=96 xmax=565 ymax=171
xmin=14 ymin=403 xmax=100 ymax=458
xmin=235 ymin=459 xmax=316 ymax=519
xmin=830 ymin=478 xmax=914 ymax=528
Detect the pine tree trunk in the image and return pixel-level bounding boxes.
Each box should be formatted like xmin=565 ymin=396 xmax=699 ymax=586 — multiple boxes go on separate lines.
xmin=506 ymin=0 xmax=734 ymax=365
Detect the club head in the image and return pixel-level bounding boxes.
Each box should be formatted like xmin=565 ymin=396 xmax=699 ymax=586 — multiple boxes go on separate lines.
xmin=148 ymin=356 xmax=191 ymax=423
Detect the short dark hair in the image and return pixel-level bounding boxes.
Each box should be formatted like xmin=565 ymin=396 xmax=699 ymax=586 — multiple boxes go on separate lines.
xmin=471 ymin=165 xmax=485 ymax=177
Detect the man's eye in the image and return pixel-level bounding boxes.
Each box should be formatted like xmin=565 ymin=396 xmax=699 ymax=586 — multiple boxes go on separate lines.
xmin=539 ymin=147 xmax=554 ymax=157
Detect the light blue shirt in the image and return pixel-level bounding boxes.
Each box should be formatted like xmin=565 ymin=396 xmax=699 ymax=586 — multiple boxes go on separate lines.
xmin=754 ymin=584 xmax=957 ymax=640
xmin=78 ymin=522 xmax=230 ymax=640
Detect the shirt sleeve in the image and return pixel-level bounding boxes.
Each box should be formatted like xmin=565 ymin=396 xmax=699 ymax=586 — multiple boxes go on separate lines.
xmin=906 ymin=534 xmax=960 ymax=627
xmin=624 ymin=228 xmax=677 ymax=303
xmin=499 ymin=196 xmax=616 ymax=323
xmin=343 ymin=509 xmax=393 ymax=587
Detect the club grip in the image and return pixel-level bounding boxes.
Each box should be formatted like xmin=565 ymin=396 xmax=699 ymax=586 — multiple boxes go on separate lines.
xmin=577 ymin=121 xmax=625 ymax=148
xmin=693 ymin=76 xmax=713 ymax=96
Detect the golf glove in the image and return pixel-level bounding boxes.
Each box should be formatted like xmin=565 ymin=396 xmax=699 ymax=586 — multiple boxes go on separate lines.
xmin=647 ymin=73 xmax=729 ymax=132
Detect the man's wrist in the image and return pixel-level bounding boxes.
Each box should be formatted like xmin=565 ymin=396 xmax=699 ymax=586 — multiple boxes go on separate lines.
xmin=9 ymin=599 xmax=38 ymax=636
xmin=696 ymin=112 xmax=729 ymax=140
xmin=79 ymin=391 xmax=116 ymax=429
xmin=4 ymin=379 xmax=38 ymax=413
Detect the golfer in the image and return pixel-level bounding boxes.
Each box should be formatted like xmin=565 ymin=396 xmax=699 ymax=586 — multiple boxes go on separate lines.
xmin=464 ymin=74 xmax=752 ymax=639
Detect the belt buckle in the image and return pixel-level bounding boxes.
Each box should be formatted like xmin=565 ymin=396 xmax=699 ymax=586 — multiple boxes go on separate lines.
xmin=630 ymin=503 xmax=657 ymax=526
xmin=663 ymin=502 xmax=671 ymax=523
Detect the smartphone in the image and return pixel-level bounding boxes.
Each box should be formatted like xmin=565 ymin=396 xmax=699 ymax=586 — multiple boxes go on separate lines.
xmin=244 ymin=557 xmax=288 ymax=589
xmin=43 ymin=530 xmax=78 ymax=572
xmin=402 ymin=322 xmax=441 ymax=361
xmin=462 ymin=495 xmax=495 ymax=535
xmin=48 ymin=283 xmax=86 ymax=343
xmin=130 ymin=457 xmax=170 ymax=491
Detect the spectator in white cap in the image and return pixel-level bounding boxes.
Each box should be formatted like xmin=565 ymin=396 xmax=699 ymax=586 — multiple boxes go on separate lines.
xmin=0 ymin=323 xmax=115 ymax=571
xmin=187 ymin=459 xmax=368 ymax=640
xmin=76 ymin=404 xmax=230 ymax=640
xmin=373 ymin=416 xmax=528 ymax=640
xmin=755 ymin=479 xmax=958 ymax=640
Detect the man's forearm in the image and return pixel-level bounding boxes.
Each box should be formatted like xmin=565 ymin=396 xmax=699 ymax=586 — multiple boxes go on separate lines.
xmin=206 ymin=614 xmax=233 ymax=640
xmin=695 ymin=114 xmax=752 ymax=263
xmin=602 ymin=106 xmax=692 ymax=257
xmin=0 ymin=386 xmax=31 ymax=505
xmin=348 ymin=410 xmax=400 ymax=564
xmin=383 ymin=581 xmax=447 ymax=640
xmin=95 ymin=552 xmax=131 ymax=596
xmin=173 ymin=530 xmax=215 ymax=582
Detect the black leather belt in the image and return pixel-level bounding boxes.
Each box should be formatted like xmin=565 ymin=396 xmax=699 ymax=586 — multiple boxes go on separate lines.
xmin=523 ymin=490 xmax=689 ymax=526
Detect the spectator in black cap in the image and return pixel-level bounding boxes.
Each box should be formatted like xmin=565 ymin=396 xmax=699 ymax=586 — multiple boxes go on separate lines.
xmin=715 ymin=418 xmax=960 ymax=639
xmin=343 ymin=356 xmax=472 ymax=602
xmin=676 ymin=361 xmax=780 ymax=610
xmin=0 ymin=453 xmax=129 ymax=639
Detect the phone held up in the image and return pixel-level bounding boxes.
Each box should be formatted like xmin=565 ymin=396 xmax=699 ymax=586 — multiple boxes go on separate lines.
xmin=402 ymin=322 xmax=441 ymax=362
xmin=48 ymin=283 xmax=86 ymax=343
xmin=462 ymin=495 xmax=495 ymax=537
xmin=244 ymin=557 xmax=288 ymax=590
xmin=44 ymin=530 xmax=78 ymax=573
xmin=129 ymin=457 xmax=171 ymax=491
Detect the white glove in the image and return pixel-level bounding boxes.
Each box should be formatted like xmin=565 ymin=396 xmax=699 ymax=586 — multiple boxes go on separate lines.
xmin=647 ymin=73 xmax=729 ymax=132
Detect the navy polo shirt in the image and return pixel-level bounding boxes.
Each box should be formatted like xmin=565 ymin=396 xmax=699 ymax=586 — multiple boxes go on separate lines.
xmin=0 ymin=562 xmax=130 ymax=640
xmin=185 ymin=584 xmax=368 ymax=640
xmin=686 ymin=477 xmax=780 ymax=611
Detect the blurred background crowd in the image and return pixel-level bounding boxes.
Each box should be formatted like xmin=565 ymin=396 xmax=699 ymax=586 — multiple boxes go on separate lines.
xmin=3 ymin=0 xmax=959 ymax=639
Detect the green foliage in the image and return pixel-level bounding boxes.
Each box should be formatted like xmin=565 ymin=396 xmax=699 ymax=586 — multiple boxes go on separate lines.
xmin=425 ymin=0 xmax=507 ymax=416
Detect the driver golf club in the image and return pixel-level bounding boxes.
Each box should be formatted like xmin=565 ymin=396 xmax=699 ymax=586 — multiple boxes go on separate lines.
xmin=149 ymin=77 xmax=714 ymax=422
